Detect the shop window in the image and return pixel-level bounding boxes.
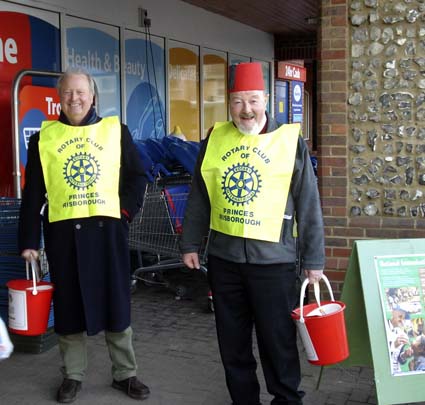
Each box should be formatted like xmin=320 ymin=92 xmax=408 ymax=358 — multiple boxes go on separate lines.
xmin=125 ymin=30 xmax=165 ymax=141
xmin=252 ymin=59 xmax=271 ymax=112
xmin=203 ymin=49 xmax=227 ymax=138
xmin=168 ymin=41 xmax=199 ymax=141
xmin=229 ymin=53 xmax=250 ymax=66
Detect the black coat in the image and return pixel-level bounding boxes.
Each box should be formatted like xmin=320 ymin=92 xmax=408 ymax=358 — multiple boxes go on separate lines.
xmin=18 ymin=113 xmax=146 ymax=336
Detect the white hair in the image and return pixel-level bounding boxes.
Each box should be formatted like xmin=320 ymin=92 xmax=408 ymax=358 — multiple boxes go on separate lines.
xmin=57 ymin=67 xmax=96 ymax=95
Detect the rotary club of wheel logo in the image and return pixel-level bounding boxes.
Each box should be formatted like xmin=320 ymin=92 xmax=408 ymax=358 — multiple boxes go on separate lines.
xmin=63 ymin=152 xmax=100 ymax=190
xmin=221 ymin=163 xmax=262 ymax=206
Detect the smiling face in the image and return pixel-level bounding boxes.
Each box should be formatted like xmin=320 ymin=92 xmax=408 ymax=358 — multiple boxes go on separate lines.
xmin=391 ymin=309 xmax=406 ymax=328
xmin=59 ymin=73 xmax=94 ymax=126
xmin=229 ymin=90 xmax=268 ymax=135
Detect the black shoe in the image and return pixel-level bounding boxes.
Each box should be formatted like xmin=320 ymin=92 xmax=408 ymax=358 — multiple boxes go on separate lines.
xmin=56 ymin=378 xmax=82 ymax=403
xmin=112 ymin=376 xmax=150 ymax=400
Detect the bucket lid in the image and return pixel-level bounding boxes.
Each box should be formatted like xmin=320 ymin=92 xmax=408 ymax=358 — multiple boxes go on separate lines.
xmin=306 ymin=303 xmax=342 ymax=317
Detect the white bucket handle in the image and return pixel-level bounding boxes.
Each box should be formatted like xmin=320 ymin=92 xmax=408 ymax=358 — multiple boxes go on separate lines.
xmin=298 ymin=274 xmax=334 ymax=323
xmin=25 ymin=256 xmax=40 ymax=296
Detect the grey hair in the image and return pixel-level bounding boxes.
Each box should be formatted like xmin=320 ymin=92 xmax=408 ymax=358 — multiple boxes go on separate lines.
xmin=56 ymin=67 xmax=96 ymax=95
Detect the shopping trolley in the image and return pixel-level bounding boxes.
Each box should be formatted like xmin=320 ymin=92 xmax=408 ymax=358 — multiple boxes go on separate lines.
xmin=128 ymin=176 xmax=211 ymax=309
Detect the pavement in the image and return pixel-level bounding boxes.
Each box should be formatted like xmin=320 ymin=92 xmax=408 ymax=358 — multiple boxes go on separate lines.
xmin=0 ymin=267 xmax=420 ymax=405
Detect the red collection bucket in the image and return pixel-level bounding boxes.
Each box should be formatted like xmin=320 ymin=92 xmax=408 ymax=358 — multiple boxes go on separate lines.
xmin=6 ymin=258 xmax=54 ymax=336
xmin=291 ymin=274 xmax=349 ymax=366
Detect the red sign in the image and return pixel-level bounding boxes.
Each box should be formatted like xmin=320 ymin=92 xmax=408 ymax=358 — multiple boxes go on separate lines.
xmin=0 ymin=12 xmax=33 ymax=195
xmin=18 ymin=85 xmax=60 ymax=188
xmin=277 ymin=62 xmax=306 ymax=82
xmin=0 ymin=12 xmax=32 ymax=84
xmin=19 ymin=85 xmax=60 ymax=121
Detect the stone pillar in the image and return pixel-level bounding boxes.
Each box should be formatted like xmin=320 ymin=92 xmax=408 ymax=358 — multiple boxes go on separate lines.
xmin=318 ymin=0 xmax=425 ymax=296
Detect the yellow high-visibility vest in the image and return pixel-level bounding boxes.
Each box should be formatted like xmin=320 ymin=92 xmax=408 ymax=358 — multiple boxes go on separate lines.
xmin=39 ymin=116 xmax=121 ymax=222
xmin=201 ymin=122 xmax=300 ymax=242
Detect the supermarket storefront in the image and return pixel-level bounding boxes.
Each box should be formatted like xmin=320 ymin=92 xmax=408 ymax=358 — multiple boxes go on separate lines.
xmin=0 ymin=0 xmax=274 ymax=196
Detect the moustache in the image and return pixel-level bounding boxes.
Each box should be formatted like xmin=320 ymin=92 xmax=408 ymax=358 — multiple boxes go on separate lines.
xmin=240 ymin=113 xmax=255 ymax=119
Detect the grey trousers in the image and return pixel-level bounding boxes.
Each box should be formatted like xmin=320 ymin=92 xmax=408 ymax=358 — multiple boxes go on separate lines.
xmin=58 ymin=326 xmax=138 ymax=382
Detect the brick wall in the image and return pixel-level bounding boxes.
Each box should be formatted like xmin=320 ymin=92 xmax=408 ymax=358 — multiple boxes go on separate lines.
xmin=318 ymin=0 xmax=425 ymax=297
xmin=318 ymin=0 xmax=350 ymax=296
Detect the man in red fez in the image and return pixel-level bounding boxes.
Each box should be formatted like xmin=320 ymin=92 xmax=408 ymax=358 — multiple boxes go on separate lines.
xmin=180 ymin=62 xmax=325 ymax=405
xmin=227 ymin=62 xmax=269 ymax=135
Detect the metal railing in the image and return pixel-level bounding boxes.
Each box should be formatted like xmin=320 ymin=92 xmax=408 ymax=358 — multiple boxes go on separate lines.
xmin=11 ymin=69 xmax=62 ymax=198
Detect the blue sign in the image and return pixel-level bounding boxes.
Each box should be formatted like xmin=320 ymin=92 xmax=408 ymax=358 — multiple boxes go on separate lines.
xmin=291 ymin=81 xmax=303 ymax=123
xmin=20 ymin=108 xmax=46 ymax=171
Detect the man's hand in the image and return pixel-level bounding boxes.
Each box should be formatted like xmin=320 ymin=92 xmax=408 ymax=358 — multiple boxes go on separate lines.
xmin=304 ymin=269 xmax=324 ymax=284
xmin=21 ymin=249 xmax=39 ymax=262
xmin=182 ymin=253 xmax=200 ymax=270
xmin=394 ymin=335 xmax=409 ymax=348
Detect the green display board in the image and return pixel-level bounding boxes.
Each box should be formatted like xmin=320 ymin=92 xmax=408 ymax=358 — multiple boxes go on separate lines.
xmin=341 ymin=239 xmax=425 ymax=405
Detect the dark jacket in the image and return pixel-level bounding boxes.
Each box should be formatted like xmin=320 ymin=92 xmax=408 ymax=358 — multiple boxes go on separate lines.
xmin=18 ymin=109 xmax=146 ymax=335
xmin=180 ymin=114 xmax=325 ymax=269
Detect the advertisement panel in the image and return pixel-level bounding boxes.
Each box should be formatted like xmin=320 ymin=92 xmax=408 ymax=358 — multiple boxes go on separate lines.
xmin=291 ymin=80 xmax=304 ymax=124
xmin=125 ymin=30 xmax=165 ymax=141
xmin=342 ymin=239 xmax=425 ymax=405
xmin=0 ymin=7 xmax=60 ymax=195
xmin=64 ymin=16 xmax=121 ymax=119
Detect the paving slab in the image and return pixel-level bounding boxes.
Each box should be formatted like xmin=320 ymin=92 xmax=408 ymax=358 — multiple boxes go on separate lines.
xmin=0 ymin=268 xmax=419 ymax=405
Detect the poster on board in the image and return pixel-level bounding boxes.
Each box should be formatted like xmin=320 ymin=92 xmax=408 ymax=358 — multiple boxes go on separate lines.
xmin=341 ymin=239 xmax=425 ymax=405
xmin=375 ymin=254 xmax=425 ymax=376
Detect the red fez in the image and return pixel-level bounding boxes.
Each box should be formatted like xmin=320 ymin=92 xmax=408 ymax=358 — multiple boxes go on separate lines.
xmin=228 ymin=62 xmax=265 ymax=93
